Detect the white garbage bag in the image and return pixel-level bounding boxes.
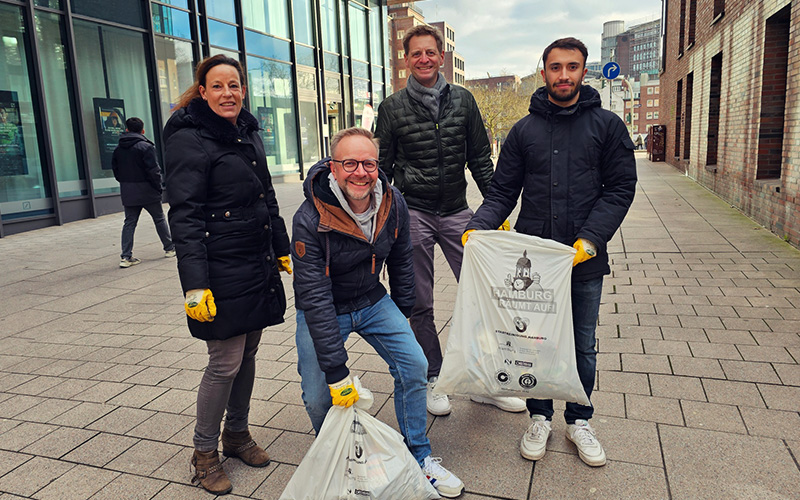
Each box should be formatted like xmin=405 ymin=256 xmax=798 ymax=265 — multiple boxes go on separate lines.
xmin=280 ymin=377 xmax=440 ymax=500
xmin=435 ymin=231 xmax=590 ymax=406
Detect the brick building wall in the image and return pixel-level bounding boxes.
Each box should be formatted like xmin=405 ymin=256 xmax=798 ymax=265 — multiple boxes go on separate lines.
xmin=661 ymin=0 xmax=799 ymax=247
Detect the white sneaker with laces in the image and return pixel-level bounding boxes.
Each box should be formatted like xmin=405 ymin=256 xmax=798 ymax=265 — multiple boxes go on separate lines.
xmin=421 ymin=456 xmax=464 ymax=498
xmin=119 ymin=257 xmax=141 ymax=268
xmin=470 ymin=395 xmax=526 ymax=413
xmin=426 ymin=377 xmax=451 ymax=416
xmin=520 ymin=414 xmax=551 ymax=461
xmin=566 ymin=419 xmax=606 ymax=467
xmin=165 ymin=249 xmax=176 ymax=258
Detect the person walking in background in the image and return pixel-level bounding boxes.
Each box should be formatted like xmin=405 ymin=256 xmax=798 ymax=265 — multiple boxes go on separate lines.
xmin=292 ymin=127 xmax=464 ymax=498
xmin=111 ymin=117 xmax=175 ymax=268
xmin=464 ymin=37 xmax=637 ymax=468
xmin=374 ymin=24 xmax=525 ymax=417
xmin=163 ymin=54 xmax=293 ymax=496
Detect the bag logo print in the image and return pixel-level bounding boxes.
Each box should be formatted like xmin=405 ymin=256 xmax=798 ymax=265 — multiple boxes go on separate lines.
xmin=491 ymin=250 xmax=558 ymax=314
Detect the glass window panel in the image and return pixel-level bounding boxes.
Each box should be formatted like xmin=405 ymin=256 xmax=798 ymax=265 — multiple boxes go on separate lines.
xmin=348 ymin=4 xmax=368 ymax=61
xmin=320 ymin=0 xmax=338 ymax=53
xmin=246 ymin=56 xmax=298 ymax=176
xmin=373 ymin=85 xmax=384 ymax=108
xmin=339 ymin=0 xmax=349 ymax=55
xmin=35 ymin=11 xmax=85 ymax=198
xmin=208 ymin=19 xmax=238 ymax=49
xmin=243 ymin=0 xmax=289 ymax=39
xmin=152 ymin=5 xmax=192 ymax=39
xmin=293 ymin=0 xmax=313 ymax=46
xmin=73 ymin=20 xmax=155 ymax=196
xmin=352 ymin=78 xmax=369 ymax=128
xmin=296 ymin=44 xmax=315 ymax=68
xmin=325 ymin=73 xmax=341 ymax=98
xmin=371 ymin=65 xmax=383 ymax=83
xmin=245 ymin=30 xmax=290 ymax=62
xmin=206 ymin=0 xmax=235 ymax=23
xmin=369 ymin=2 xmax=382 ymax=64
xmin=298 ymin=101 xmax=320 ymax=167
xmin=0 ymin=4 xmax=53 ymax=220
xmin=342 ymin=56 xmax=349 ymax=75
xmin=154 ymin=37 xmax=194 ymax=126
xmin=324 ymin=51 xmax=340 ymax=72
xmin=210 ymin=46 xmax=240 ymax=60
xmin=297 ymin=69 xmax=316 ymax=92
xmin=34 ymin=0 xmax=62 ymax=8
xmin=155 ymin=0 xmax=189 ymax=8
xmin=72 ymin=0 xmax=144 ymax=28
xmin=352 ymin=60 xmax=368 ymax=79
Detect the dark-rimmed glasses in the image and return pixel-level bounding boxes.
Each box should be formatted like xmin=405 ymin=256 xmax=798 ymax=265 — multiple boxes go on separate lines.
xmin=330 ymin=159 xmax=379 ymax=173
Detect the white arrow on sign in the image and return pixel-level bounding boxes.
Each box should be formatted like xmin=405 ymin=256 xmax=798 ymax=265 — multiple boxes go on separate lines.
xmin=606 ymin=63 xmax=618 ymax=77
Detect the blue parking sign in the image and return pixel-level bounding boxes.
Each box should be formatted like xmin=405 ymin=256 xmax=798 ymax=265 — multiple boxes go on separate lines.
xmin=602 ymin=62 xmax=620 ymax=80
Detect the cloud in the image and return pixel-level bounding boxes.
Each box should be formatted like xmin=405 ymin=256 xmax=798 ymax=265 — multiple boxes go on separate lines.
xmin=419 ymin=0 xmax=662 ymax=78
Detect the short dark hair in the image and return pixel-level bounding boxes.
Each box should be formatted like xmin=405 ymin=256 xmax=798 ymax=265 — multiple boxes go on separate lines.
xmin=542 ymin=37 xmax=588 ymax=68
xmin=402 ymin=24 xmax=444 ymax=55
xmin=126 ymin=117 xmax=144 ymax=133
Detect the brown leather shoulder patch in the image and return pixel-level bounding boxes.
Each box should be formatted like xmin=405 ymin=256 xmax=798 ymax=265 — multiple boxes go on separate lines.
xmin=295 ymin=241 xmax=306 ymax=258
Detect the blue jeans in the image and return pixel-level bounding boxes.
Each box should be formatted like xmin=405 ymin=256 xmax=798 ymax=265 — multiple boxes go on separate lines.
xmin=121 ymin=202 xmax=174 ymax=259
xmin=527 ymin=277 xmax=603 ymax=424
xmin=296 ymin=294 xmax=432 ymax=463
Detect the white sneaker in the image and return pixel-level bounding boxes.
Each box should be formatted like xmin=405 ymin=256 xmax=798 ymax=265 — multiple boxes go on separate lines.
xmin=119 ymin=257 xmax=141 ymax=268
xmin=427 ymin=377 xmax=451 ymax=416
xmin=470 ymin=395 xmax=526 ymax=413
xmin=421 ymin=456 xmax=464 ymax=498
xmin=566 ymin=419 xmax=607 ymax=467
xmin=165 ymin=249 xmax=176 ymax=258
xmin=520 ymin=415 xmax=551 ymax=461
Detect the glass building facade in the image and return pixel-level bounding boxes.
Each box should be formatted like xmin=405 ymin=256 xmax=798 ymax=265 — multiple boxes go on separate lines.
xmin=0 ymin=0 xmax=390 ymax=236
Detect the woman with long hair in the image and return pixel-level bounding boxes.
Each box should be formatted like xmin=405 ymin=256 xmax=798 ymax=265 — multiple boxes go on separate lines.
xmin=163 ymin=54 xmax=292 ymax=495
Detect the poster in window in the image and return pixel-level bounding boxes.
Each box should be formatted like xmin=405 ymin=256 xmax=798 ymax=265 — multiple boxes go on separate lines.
xmin=257 ymin=106 xmax=276 ymax=156
xmin=0 ymin=90 xmax=29 ymax=177
xmin=93 ymin=98 xmax=126 ymax=170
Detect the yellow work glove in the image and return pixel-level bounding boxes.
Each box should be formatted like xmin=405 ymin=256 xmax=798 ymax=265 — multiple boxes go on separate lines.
xmin=329 ymin=376 xmax=359 ymax=407
xmin=461 ymin=229 xmax=475 ymax=246
xmin=277 ymin=255 xmax=292 ymax=274
xmin=572 ymin=238 xmax=597 ymax=267
xmin=498 ymin=219 xmax=511 ymax=231
xmin=184 ymin=288 xmax=216 ymax=322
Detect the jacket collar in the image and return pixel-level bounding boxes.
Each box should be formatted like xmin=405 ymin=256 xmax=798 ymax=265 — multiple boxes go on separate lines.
xmin=528 ymin=84 xmax=601 ymax=117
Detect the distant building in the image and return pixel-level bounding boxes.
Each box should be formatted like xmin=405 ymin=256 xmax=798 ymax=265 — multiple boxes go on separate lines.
xmin=660 ymin=0 xmax=799 ymax=247
xmin=429 ymin=21 xmax=465 ymax=86
xmin=616 ymin=19 xmax=661 ymax=78
xmin=601 ymin=20 xmax=624 ymax=66
xmin=387 ymin=2 xmax=426 ymax=92
xmin=465 ymin=75 xmax=520 ymax=91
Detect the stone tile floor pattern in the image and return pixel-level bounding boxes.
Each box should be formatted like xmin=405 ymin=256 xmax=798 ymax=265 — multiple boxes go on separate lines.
xmin=0 ymin=155 xmax=798 ymax=499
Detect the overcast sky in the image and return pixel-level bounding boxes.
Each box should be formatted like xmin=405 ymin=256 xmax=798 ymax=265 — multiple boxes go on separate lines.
xmin=418 ymin=0 xmax=663 ymax=78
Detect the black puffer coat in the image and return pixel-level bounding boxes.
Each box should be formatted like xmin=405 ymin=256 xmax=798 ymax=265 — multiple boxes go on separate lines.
xmin=291 ymin=160 xmax=415 ymax=383
xmin=374 ymin=83 xmax=494 ymax=216
xmin=163 ymin=98 xmax=290 ymax=340
xmin=467 ymin=85 xmax=637 ymax=281
xmin=111 ymin=132 xmax=162 ymax=207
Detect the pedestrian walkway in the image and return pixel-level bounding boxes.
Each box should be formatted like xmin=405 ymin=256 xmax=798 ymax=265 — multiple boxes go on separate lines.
xmin=0 ymin=156 xmax=797 ymax=499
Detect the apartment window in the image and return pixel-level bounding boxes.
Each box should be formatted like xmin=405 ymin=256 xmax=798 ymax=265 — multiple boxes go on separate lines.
xmin=678 ymin=0 xmax=686 ymax=54
xmin=756 ymin=5 xmax=790 ymax=180
xmin=654 ymin=99 xmax=659 ymax=106
xmin=683 ymin=72 xmax=694 ymax=160
xmin=654 ymin=111 xmax=659 ymax=119
xmin=397 ymin=30 xmax=404 ymax=40
xmin=397 ymin=50 xmax=404 ymax=59
xmin=646 ymin=112 xmax=653 ymax=120
xmin=398 ymin=69 xmax=406 ymax=78
xmin=655 ymin=86 xmax=660 ymax=94
xmin=647 ymin=87 xmax=654 ymax=95
xmin=688 ymin=0 xmax=697 ymax=46
xmin=675 ymin=79 xmax=683 ymax=157
xmin=713 ymin=0 xmax=725 ymax=20
xmin=647 ymin=99 xmax=653 ymax=106
xmin=706 ymin=52 xmax=723 ymax=166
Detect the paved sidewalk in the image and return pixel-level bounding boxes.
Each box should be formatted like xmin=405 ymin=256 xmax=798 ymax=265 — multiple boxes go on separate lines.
xmin=0 ymin=155 xmax=798 ymax=499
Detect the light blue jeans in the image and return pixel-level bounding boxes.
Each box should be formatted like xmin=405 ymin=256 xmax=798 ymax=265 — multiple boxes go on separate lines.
xmin=296 ymin=294 xmax=432 ymax=463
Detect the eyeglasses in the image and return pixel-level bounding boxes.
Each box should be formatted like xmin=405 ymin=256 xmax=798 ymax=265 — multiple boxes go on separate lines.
xmin=330 ymin=159 xmax=379 ymax=173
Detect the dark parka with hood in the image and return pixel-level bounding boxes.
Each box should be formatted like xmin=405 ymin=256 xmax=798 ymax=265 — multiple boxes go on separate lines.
xmin=111 ymin=132 xmax=163 ymax=207
xmin=467 ymin=85 xmax=637 ymax=281
xmin=163 ymin=98 xmax=290 ymax=341
xmin=374 ymin=83 xmax=494 ymax=216
xmin=291 ymin=160 xmax=415 ymax=384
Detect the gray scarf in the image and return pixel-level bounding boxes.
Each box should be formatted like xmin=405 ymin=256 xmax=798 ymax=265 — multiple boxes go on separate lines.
xmin=406 ymin=73 xmax=447 ymax=121
xmin=328 ymin=174 xmax=383 ymax=243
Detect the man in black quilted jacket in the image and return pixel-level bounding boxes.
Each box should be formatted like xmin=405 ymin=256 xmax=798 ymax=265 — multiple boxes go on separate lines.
xmin=111 ymin=117 xmax=175 ymax=268
xmin=375 ymin=24 xmax=525 ymax=417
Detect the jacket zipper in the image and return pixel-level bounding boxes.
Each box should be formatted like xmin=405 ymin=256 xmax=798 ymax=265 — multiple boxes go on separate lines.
xmin=435 ymin=121 xmax=444 ymax=214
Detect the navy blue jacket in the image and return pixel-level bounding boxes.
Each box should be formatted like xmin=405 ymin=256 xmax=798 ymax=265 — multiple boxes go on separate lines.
xmin=291 ymin=160 xmax=415 ymax=383
xmin=467 ymin=85 xmax=637 ymax=281
xmin=111 ymin=132 xmax=163 ymax=207
xmin=164 ymin=98 xmax=289 ymax=340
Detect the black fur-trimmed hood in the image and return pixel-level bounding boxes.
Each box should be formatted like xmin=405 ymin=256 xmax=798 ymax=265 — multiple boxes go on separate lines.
xmin=163 ymin=97 xmax=259 ymax=145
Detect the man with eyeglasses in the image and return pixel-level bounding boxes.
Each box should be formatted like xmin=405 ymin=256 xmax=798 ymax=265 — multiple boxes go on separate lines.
xmin=290 ymin=127 xmax=465 ymax=498
xmin=375 ymin=24 xmax=525 ymax=416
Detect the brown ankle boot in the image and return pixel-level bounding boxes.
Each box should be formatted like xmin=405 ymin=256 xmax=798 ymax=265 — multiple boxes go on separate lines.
xmin=191 ymin=449 xmax=232 ymax=495
xmin=222 ymin=428 xmax=271 ymax=467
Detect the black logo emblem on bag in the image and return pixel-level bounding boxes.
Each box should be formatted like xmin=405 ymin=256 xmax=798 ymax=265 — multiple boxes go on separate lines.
xmin=496 ymin=371 xmax=510 ymax=384
xmin=519 ymin=373 xmax=537 ymax=388
xmin=513 ymin=316 xmax=529 ymax=333
xmin=354 ymin=444 xmax=363 ymax=459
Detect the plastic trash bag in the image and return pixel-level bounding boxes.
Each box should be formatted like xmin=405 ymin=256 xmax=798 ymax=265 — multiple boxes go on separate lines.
xmin=435 ymin=231 xmax=590 ymax=406
xmin=280 ymin=377 xmax=440 ymax=500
